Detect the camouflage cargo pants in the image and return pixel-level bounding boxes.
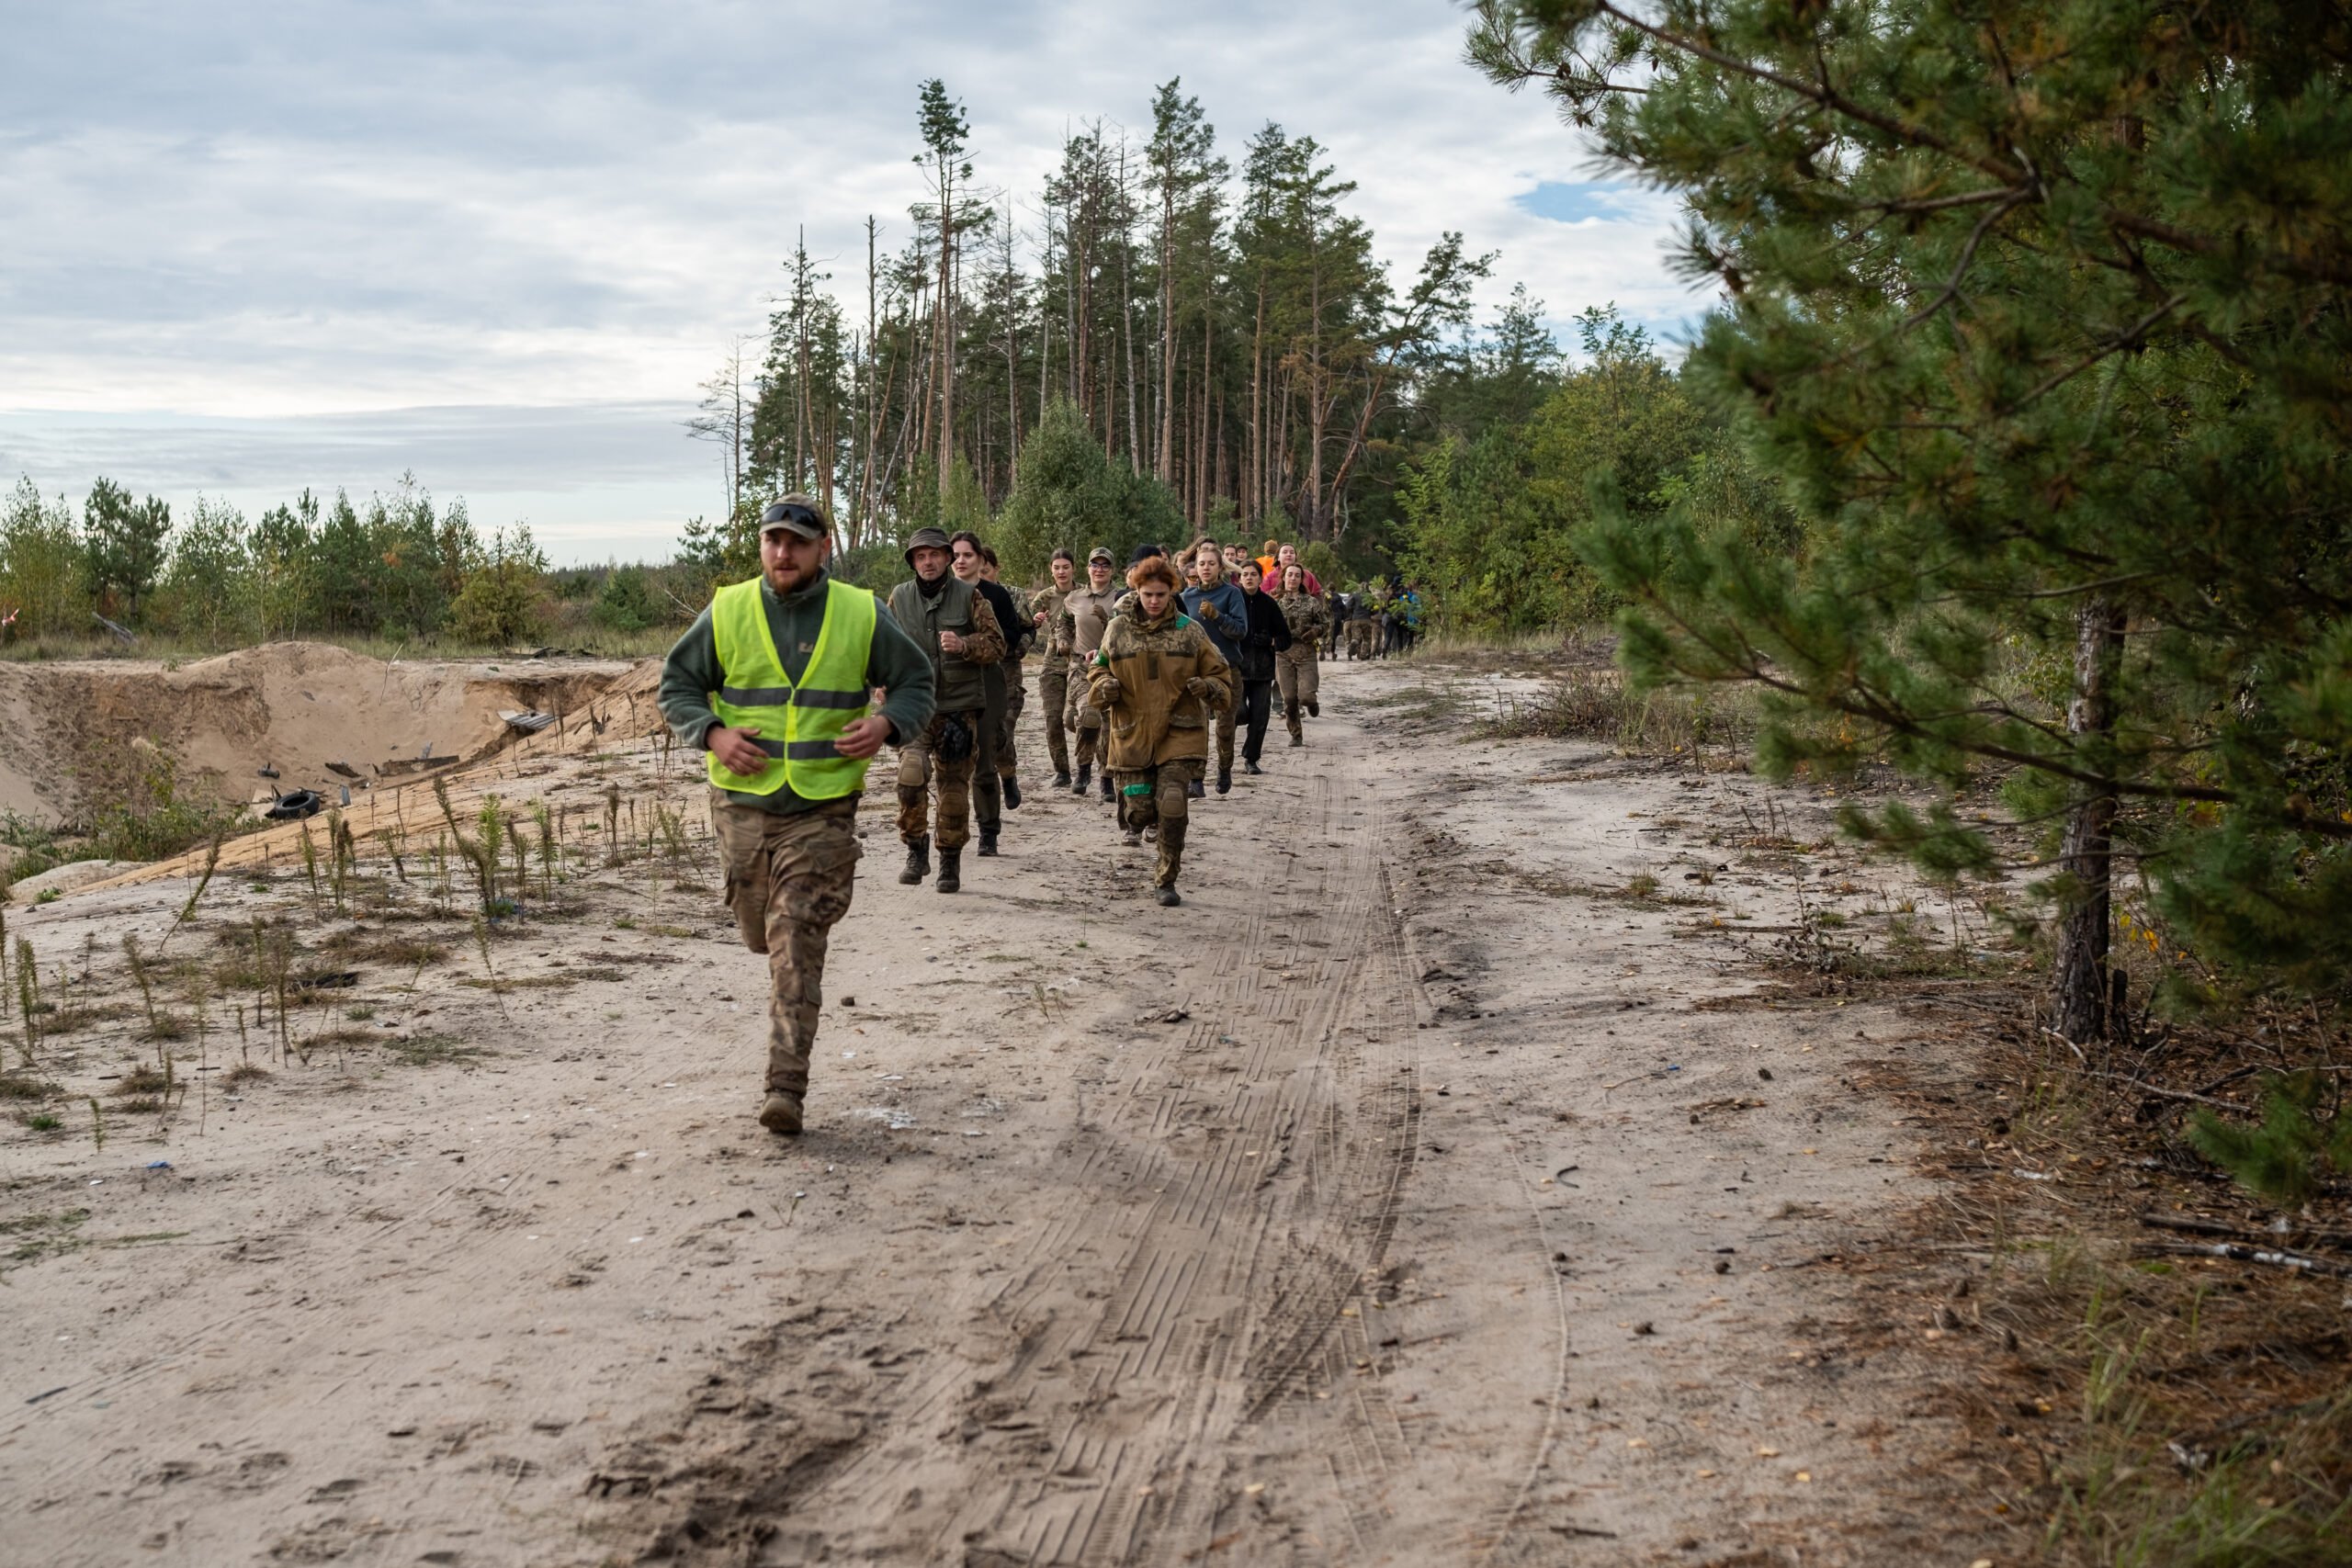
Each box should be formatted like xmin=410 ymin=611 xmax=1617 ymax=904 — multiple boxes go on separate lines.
xmin=713 ymin=795 xmax=862 ymax=1100
xmin=1275 ymin=646 xmax=1318 ymax=739
xmin=896 ymin=711 xmax=978 ymax=850
xmin=1064 ymin=670 xmax=1103 ymax=768
xmin=1113 ymin=759 xmax=1202 ymax=888
xmin=1214 ymin=700 xmax=1237 ymax=772
xmin=1345 ymin=620 xmax=1374 ymax=660
xmin=996 ymin=664 xmax=1024 ymax=777
xmin=1037 ymin=665 xmax=1071 ymax=774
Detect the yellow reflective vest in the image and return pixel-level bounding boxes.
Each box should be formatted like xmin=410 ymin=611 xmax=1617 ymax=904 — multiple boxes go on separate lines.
xmin=704 ymin=577 xmax=878 ymax=799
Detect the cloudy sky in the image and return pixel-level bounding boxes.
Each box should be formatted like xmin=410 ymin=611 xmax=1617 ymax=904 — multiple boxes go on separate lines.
xmin=0 ymin=1 xmax=1702 ymax=563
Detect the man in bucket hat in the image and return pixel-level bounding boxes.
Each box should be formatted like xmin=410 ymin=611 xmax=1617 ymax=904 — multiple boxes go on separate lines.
xmin=658 ymin=495 xmax=935 ymax=1135
xmin=883 ymin=525 xmax=1006 ymax=893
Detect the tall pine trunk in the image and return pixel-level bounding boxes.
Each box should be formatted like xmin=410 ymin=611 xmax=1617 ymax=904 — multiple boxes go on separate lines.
xmin=1249 ymin=277 xmax=1265 ymax=521
xmin=2052 ymin=597 xmax=2125 ymax=1043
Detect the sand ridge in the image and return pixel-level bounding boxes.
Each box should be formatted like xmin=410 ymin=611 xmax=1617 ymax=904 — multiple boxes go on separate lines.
xmin=0 ymin=642 xmax=639 ymax=827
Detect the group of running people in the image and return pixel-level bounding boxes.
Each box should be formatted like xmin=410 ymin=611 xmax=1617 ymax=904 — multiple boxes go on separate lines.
xmin=658 ymin=497 xmax=1417 ymax=1132
xmin=905 ymin=534 xmax=1352 ymax=908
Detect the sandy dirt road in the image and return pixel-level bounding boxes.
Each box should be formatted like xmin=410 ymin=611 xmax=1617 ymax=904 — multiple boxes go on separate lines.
xmin=1 ymin=659 xmax=1976 ymax=1566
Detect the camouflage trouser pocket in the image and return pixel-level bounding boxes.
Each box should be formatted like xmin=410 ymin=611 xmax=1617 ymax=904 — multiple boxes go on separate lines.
xmin=712 ymin=802 xmax=772 ymax=954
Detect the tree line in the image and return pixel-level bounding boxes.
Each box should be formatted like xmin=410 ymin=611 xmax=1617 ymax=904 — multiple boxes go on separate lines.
xmin=0 ymin=474 xmax=573 ymax=648
xmin=686 ymin=75 xmax=1502 ymax=565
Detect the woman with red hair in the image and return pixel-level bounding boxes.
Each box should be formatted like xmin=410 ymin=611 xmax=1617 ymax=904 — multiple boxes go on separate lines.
xmin=1087 ymin=555 xmax=1233 ymax=906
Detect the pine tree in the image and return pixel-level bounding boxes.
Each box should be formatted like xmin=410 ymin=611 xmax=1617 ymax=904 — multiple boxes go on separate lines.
xmin=1472 ymin=0 xmax=2352 ymax=1032
xmin=81 ymin=477 xmax=172 ymax=625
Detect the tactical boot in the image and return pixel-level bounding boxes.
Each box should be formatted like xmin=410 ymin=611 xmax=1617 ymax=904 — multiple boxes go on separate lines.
xmin=1073 ymin=764 xmax=1091 ymax=795
xmin=1306 ymin=699 xmax=1319 ymax=717
xmin=1216 ymin=768 xmax=1232 ymax=795
xmin=1289 ymin=734 xmax=1303 ymax=748
xmin=899 ymin=837 xmax=931 ymax=885
xmin=1053 ymin=770 xmax=1072 ymax=789
xmin=759 ymin=1092 xmax=804 ymax=1135
xmin=1003 ymin=776 xmax=1023 ymax=809
xmin=936 ymin=847 xmax=963 ymax=894
xmin=1122 ymin=829 xmax=1143 ymax=848
xmin=1100 ymin=772 xmax=1114 ymax=801
xmin=1244 ymin=760 xmax=1262 ymax=775
xmin=1156 ymin=886 xmax=1182 ymax=908
xmin=978 ymin=830 xmax=1000 ymax=857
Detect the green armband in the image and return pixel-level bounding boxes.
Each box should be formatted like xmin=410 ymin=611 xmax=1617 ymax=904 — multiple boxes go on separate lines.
xmin=1122 ymin=783 xmax=1153 ymax=797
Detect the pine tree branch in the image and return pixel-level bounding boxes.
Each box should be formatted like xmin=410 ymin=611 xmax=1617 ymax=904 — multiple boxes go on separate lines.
xmin=1631 ymin=600 xmax=2352 ymax=840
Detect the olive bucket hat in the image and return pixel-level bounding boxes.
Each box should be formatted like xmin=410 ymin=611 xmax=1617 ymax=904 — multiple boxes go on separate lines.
xmin=903 ymin=525 xmax=953 ymax=568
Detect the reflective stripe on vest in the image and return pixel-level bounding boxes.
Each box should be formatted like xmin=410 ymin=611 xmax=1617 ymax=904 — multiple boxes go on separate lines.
xmin=705 ymin=577 xmax=878 ymax=799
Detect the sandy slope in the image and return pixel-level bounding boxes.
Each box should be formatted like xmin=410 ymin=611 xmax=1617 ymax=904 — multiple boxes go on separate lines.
xmin=0 ymin=642 xmax=628 ymax=825
xmin=0 ymin=660 xmax=1974 ymax=1566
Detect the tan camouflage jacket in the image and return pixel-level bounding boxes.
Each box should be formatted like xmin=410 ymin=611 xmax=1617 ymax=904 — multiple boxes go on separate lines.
xmin=1086 ymin=604 xmax=1234 ymax=771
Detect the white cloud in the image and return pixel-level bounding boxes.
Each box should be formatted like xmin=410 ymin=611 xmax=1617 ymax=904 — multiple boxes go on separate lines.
xmin=0 ymin=0 xmax=1712 ymax=557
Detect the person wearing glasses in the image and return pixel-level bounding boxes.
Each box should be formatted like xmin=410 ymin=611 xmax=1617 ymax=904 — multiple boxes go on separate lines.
xmin=657 ymin=495 xmax=935 ymax=1136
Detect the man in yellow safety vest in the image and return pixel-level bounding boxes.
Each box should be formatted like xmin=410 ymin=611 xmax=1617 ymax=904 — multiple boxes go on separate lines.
xmin=658 ymin=495 xmax=936 ymax=1134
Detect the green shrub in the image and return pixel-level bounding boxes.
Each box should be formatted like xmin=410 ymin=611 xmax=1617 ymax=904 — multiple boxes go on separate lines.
xmin=85 ymin=742 xmax=242 ymax=863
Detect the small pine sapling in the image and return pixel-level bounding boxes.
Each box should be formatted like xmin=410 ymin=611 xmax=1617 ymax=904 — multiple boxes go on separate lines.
xmin=505 ymin=815 xmax=528 ymax=911
xmin=297 ymin=820 xmax=322 ymax=910
xmin=530 ymin=801 xmax=557 ymax=904
xmin=323 ymin=808 xmax=350 ymax=914
xmin=15 ymin=937 xmax=40 ymax=1062
xmin=162 ymin=829 xmax=225 ymax=953
xmin=123 ymin=932 xmax=158 ymax=1034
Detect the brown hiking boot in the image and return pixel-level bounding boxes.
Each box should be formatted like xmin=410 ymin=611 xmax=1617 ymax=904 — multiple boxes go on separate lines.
xmin=759 ymin=1092 xmax=804 ymax=1134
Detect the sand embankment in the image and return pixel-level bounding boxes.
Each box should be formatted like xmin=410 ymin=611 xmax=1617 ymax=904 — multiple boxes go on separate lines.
xmin=0 ymin=642 xmax=641 ymax=827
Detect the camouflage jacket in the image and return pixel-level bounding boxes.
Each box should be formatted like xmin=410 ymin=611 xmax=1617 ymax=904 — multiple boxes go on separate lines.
xmin=1086 ymin=604 xmax=1234 ymax=770
xmin=1030 ymin=583 xmax=1075 ymax=671
xmin=1276 ymin=590 xmax=1329 ymax=644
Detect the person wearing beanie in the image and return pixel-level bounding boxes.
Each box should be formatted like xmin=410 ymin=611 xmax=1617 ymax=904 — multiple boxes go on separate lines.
xmin=1087 ymin=555 xmax=1232 ymax=907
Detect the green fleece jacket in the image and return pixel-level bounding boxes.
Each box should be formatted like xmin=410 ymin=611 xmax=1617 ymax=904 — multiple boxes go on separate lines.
xmin=658 ymin=569 xmax=936 ymax=815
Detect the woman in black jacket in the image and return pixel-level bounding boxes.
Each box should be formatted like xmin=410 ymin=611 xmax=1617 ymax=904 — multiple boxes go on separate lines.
xmin=1230 ymin=559 xmax=1293 ymax=775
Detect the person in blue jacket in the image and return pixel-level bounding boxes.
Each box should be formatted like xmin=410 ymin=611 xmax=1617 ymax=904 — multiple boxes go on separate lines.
xmin=1179 ymin=539 xmax=1248 ymax=795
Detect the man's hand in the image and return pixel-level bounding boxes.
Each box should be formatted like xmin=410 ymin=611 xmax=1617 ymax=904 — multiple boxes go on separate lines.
xmin=1182 ymin=677 xmax=1209 ymax=699
xmin=707 ymin=724 xmax=770 ymax=777
xmin=1196 ymin=602 xmax=1220 ymax=621
xmin=940 ymin=629 xmax=967 ymax=654
xmin=832 ymin=715 xmax=892 ymax=760
xmin=1094 ymin=673 xmax=1124 ymax=705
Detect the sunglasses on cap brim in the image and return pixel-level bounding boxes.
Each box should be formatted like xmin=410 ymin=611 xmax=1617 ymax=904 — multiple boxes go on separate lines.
xmin=761 ymin=503 xmax=826 ymax=534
